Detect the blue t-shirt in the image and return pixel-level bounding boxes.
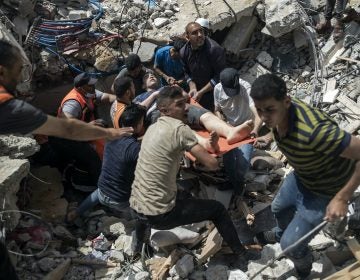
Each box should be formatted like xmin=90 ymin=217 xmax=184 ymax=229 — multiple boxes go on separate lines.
xmin=154 ymin=46 xmax=184 ymax=85
xmin=98 ymin=136 xmax=140 ymax=202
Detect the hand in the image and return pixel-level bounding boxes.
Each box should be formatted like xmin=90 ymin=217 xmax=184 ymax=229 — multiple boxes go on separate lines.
xmin=166 ymin=76 xmax=176 ymax=85
xmin=188 ymin=89 xmax=197 ymax=99
xmin=250 ymin=130 xmax=258 ymax=139
xmin=324 ymin=196 xmax=348 ymax=222
xmin=253 ymin=135 xmax=272 ymax=148
xmin=106 ymin=127 xmax=134 ymax=141
xmin=89 ymin=119 xmax=106 ymax=127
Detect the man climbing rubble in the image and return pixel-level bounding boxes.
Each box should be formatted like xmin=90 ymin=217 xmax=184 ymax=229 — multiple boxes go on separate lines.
xmin=0 ymin=40 xmax=132 ymax=280
xmin=129 ymin=86 xmax=253 ymax=261
xmin=251 ymin=74 xmax=360 ymax=278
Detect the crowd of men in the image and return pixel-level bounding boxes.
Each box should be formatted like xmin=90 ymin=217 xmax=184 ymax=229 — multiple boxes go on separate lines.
xmin=1 ymin=16 xmax=360 ymax=280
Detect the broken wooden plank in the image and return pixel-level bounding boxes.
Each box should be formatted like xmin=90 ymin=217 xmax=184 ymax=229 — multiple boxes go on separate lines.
xmin=337 ymin=56 xmax=360 ymax=64
xmin=337 ymin=95 xmax=360 ymax=115
xmin=155 ymin=249 xmax=183 ymax=280
xmin=236 ymin=198 xmax=255 ymax=226
xmin=324 ymin=261 xmax=360 ymax=280
xmin=347 ymin=238 xmax=360 ymax=263
xmin=72 ymin=258 xmax=119 ymax=267
xmin=197 ymin=227 xmax=223 ymax=264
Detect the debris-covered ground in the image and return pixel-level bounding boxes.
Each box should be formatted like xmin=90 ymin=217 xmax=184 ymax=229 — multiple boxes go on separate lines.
xmin=1 ymin=0 xmax=360 ymax=279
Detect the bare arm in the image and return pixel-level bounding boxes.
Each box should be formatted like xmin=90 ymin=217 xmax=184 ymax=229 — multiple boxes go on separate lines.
xmin=100 ymin=92 xmax=116 ymax=103
xmin=138 ymin=90 xmax=160 ymax=109
xmin=250 ymin=105 xmax=262 ymax=136
xmin=325 ymin=136 xmax=360 ymax=221
xmin=33 ymin=115 xmax=133 ymax=141
xmin=189 ymin=144 xmax=219 ymax=171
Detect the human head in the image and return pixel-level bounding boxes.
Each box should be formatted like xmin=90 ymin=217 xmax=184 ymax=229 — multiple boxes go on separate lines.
xmin=142 ymin=72 xmax=159 ymax=90
xmin=195 ymin=18 xmax=210 ymax=36
xmin=119 ymin=103 xmax=146 ymax=136
xmin=157 ymin=86 xmax=188 ymax=122
xmin=185 ymin=22 xmax=205 ymax=49
xmin=250 ymin=74 xmax=291 ymax=129
xmin=125 ymin=54 xmax=142 ymax=77
xmin=74 ymin=73 xmax=98 ymax=96
xmin=169 ymin=39 xmax=186 ymax=59
xmin=220 ymin=68 xmax=240 ymax=97
xmin=0 ymin=40 xmax=25 ymax=94
xmin=113 ymin=76 xmax=135 ymax=104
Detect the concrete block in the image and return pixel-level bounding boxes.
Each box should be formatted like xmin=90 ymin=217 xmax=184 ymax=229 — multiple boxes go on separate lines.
xmin=131 ymin=41 xmax=158 ymax=64
xmin=153 ymin=17 xmax=170 ymax=28
xmin=170 ymin=254 xmax=194 ymax=278
xmin=68 ymin=10 xmax=88 ymax=20
xmin=256 ymin=51 xmax=273 ymax=69
xmin=323 ymin=89 xmax=339 ymax=103
xmin=227 ymin=269 xmax=248 ymax=280
xmin=240 ymin=63 xmax=271 ymax=84
xmin=263 ymin=0 xmax=304 ymax=38
xmin=222 ymin=16 xmax=258 ymax=55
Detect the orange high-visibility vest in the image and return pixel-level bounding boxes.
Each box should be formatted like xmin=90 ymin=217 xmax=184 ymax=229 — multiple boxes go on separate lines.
xmin=0 ymin=86 xmax=13 ymax=104
xmin=57 ymin=88 xmax=95 ymax=122
xmin=113 ymin=101 xmax=126 ymax=128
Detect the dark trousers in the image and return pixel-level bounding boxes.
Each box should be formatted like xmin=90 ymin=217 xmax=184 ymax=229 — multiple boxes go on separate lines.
xmin=0 ymin=242 xmax=18 ymax=280
xmin=325 ymin=0 xmax=346 ymax=20
xmin=134 ymin=198 xmax=245 ymax=254
xmin=48 ymin=137 xmax=102 ymax=186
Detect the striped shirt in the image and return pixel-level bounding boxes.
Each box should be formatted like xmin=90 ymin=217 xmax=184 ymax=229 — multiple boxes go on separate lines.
xmin=274 ymin=98 xmax=355 ymax=196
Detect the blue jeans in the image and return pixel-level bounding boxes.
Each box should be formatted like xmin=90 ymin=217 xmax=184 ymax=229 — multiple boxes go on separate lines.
xmin=223 ymin=144 xmax=253 ymax=194
xmin=272 ymin=172 xmax=331 ymax=259
xmin=76 ymin=189 xmax=100 ymax=217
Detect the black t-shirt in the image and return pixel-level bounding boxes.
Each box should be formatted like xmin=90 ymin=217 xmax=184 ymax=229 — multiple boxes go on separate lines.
xmin=0 ymin=99 xmax=48 ymax=135
xmin=98 ymin=136 xmax=140 ymax=202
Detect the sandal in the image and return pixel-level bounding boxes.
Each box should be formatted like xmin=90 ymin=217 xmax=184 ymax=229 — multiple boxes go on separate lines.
xmin=315 ymin=20 xmax=332 ymax=34
xmin=332 ymin=21 xmax=344 ymax=42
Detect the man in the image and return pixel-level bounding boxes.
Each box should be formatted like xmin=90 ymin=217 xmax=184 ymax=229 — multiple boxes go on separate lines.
xmin=113 ymin=54 xmax=152 ymax=96
xmin=51 ymin=73 xmax=116 ymax=189
xmin=130 ymin=86 xmax=251 ymax=259
xmin=195 ymin=18 xmax=211 ymax=37
xmin=110 ymin=77 xmax=135 ymax=128
xmin=251 ymin=74 xmax=360 ymax=278
xmin=154 ymin=39 xmax=186 ymax=86
xmin=180 ymin=22 xmax=226 ymax=111
xmin=214 ymin=68 xmax=265 ymax=193
xmin=136 ymin=73 xmax=254 ymax=151
xmin=0 ymin=39 xmax=132 ymax=280
xmin=67 ymin=104 xmax=146 ymax=223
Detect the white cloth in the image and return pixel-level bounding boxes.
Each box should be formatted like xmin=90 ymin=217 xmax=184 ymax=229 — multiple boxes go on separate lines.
xmin=213 ymin=78 xmax=254 ymax=126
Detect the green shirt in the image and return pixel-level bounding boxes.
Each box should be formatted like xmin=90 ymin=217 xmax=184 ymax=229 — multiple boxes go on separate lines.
xmin=274 ymin=98 xmax=355 ymax=196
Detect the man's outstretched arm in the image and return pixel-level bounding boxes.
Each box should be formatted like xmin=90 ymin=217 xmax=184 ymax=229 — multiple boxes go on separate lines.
xmin=33 ymin=115 xmax=133 ymax=141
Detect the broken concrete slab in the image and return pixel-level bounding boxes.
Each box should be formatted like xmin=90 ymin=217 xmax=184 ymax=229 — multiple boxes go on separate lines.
xmin=222 ymin=16 xmax=258 ymax=56
xmin=323 ymin=89 xmax=339 ymax=103
xmin=227 ymin=269 xmax=248 ymax=280
xmin=263 ymin=0 xmax=304 ymax=38
xmin=240 ymin=63 xmax=271 ymax=84
xmin=132 ymin=42 xmax=158 ymax=64
xmin=150 ymin=227 xmax=200 ymax=250
xmin=256 ymin=51 xmax=273 ymax=69
xmin=0 ymin=135 xmax=38 ymax=159
xmin=169 ymin=254 xmax=194 ymax=278
xmin=0 ymin=156 xmax=29 ymax=230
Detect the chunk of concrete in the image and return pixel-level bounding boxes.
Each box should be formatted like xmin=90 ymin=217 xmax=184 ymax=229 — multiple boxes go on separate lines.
xmin=256 ymin=51 xmax=273 ymax=69
xmin=240 ymin=63 xmax=271 ymax=84
xmin=323 ymin=89 xmax=339 ymax=103
xmin=205 ymin=265 xmax=228 ymax=280
xmin=68 ymin=10 xmax=88 ymax=20
xmin=222 ymin=16 xmax=258 ymax=56
xmin=0 ymin=135 xmax=39 ymax=159
xmin=169 ymin=254 xmax=194 ymax=278
xmin=153 ymin=17 xmax=170 ymax=28
xmin=293 ymin=28 xmax=308 ymax=48
xmin=150 ymin=227 xmax=200 ymax=249
xmin=263 ymin=0 xmax=304 ymax=38
xmin=227 ymin=269 xmax=248 ymax=280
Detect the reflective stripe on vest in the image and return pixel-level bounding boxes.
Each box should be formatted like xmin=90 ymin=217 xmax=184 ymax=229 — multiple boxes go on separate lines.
xmin=113 ymin=101 xmax=126 ymax=129
xmin=57 ymin=88 xmax=95 ymax=122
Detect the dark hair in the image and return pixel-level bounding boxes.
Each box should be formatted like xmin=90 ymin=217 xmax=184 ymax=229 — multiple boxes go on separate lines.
xmin=172 ymin=39 xmax=186 ymax=52
xmin=119 ymin=103 xmax=146 ymax=128
xmin=250 ymin=74 xmax=287 ymax=101
xmin=157 ymin=86 xmax=183 ymax=109
xmin=125 ymin=54 xmax=142 ymax=71
xmin=113 ymin=77 xmax=133 ymax=99
xmin=0 ymin=40 xmax=20 ymax=68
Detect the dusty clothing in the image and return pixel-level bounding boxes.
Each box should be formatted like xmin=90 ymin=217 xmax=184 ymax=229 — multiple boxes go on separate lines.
xmin=115 ymin=67 xmax=152 ymax=96
xmin=214 ymin=78 xmax=254 ymax=126
xmin=110 ymin=100 xmax=127 ymax=128
xmin=0 ymin=90 xmax=47 ymax=134
xmin=130 ymin=116 xmax=198 ymax=215
xmin=274 ymin=98 xmax=355 ymax=196
xmin=180 ymin=37 xmax=226 ymax=111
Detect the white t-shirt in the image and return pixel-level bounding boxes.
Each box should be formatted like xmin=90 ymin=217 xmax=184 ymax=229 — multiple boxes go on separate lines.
xmin=214 ymin=78 xmax=254 ymax=126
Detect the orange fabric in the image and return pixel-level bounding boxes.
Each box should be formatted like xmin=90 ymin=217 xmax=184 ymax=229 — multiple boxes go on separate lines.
xmin=91 ymin=139 xmax=105 ymax=160
xmin=186 ymin=97 xmax=254 ymax=161
xmin=113 ymin=101 xmax=126 ymax=128
xmin=0 ymin=86 xmax=13 ymax=104
xmin=57 ymin=88 xmax=95 ymax=122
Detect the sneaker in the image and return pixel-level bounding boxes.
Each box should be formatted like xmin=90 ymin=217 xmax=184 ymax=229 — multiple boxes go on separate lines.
xmin=254 ymin=231 xmax=278 ymax=245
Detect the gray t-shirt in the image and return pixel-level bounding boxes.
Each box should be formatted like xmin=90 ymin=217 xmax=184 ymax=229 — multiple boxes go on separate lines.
xmin=0 ymin=99 xmax=47 ymax=135
xmin=62 ymin=90 xmax=104 ymax=119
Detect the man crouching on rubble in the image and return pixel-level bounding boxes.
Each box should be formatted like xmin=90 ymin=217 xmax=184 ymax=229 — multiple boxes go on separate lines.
xmin=0 ymin=40 xmax=133 ymax=279
xmin=251 ymin=74 xmax=360 ymax=278
xmin=129 ymin=86 xmax=252 ymax=260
